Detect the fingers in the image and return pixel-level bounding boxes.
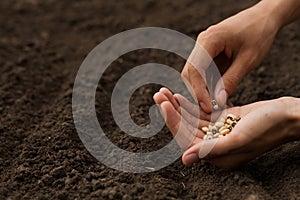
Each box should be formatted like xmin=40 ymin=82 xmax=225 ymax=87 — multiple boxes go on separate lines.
xmin=182 ymin=135 xmax=237 ymax=166
xmin=159 ymin=88 xmax=180 ymax=109
xmin=214 ymin=54 xmax=248 ymax=106
xmin=154 ymin=88 xmax=210 ymax=129
xmin=177 ymin=106 xmax=210 ymax=130
xmin=174 ymin=93 xmax=217 ymax=122
xmin=160 ymin=101 xmax=199 ymax=149
xmin=181 ymin=28 xmax=226 ymax=113
xmin=183 ymin=44 xmax=211 ymax=113
xmin=153 ymin=91 xmax=169 ymax=105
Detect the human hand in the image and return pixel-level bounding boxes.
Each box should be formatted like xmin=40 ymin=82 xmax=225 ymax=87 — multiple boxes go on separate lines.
xmin=181 ymin=0 xmax=300 ymax=113
xmin=153 ymin=88 xmax=300 ymax=169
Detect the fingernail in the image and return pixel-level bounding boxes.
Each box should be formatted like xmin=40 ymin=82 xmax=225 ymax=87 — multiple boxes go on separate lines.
xmin=200 ymin=102 xmax=207 ymax=111
xmin=218 ymin=89 xmax=227 ymax=106
xmin=153 ymin=92 xmax=159 ymax=99
xmin=184 ymin=153 xmax=198 ymax=165
xmin=160 ymin=105 xmax=167 ymax=119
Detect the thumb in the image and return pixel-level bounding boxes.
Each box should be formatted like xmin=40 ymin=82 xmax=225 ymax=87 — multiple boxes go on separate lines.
xmin=182 ymin=136 xmax=234 ymax=166
xmin=214 ymin=56 xmax=248 ymax=106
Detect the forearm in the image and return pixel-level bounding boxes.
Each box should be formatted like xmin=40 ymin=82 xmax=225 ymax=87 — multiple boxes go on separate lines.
xmin=288 ymin=98 xmax=300 ymax=141
xmin=258 ymin=0 xmax=300 ymax=28
xmin=283 ymin=97 xmax=300 ymax=141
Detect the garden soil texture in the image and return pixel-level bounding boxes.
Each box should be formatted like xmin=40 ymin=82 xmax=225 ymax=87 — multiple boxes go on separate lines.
xmin=1 ymin=0 xmax=299 ymax=199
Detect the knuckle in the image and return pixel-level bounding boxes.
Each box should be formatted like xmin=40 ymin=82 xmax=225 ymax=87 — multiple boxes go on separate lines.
xmin=197 ymin=31 xmax=206 ymax=42
xmin=197 ymin=25 xmax=218 ymax=41
xmin=206 ymin=25 xmax=218 ymax=34
xmin=196 ymin=25 xmax=221 ymax=56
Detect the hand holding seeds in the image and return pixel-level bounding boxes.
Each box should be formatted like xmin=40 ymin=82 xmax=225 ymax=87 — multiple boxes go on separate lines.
xmin=154 ymin=88 xmax=300 ymax=169
xmin=154 ymin=0 xmax=300 ymax=169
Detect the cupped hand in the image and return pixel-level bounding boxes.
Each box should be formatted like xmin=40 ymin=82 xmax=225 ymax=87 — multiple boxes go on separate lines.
xmin=153 ymin=88 xmax=299 ymax=169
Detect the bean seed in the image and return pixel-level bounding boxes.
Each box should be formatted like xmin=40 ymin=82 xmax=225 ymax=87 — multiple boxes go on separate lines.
xmin=219 ymin=126 xmax=226 ymax=132
xmin=215 ymin=121 xmax=224 ymax=128
xmin=207 ymin=135 xmax=213 ymax=140
xmin=227 ymin=114 xmax=237 ymax=121
xmin=207 ymin=132 xmax=213 ymax=136
xmin=212 ymin=129 xmax=217 ymax=135
xmin=220 ymin=129 xmax=230 ymax=135
xmin=213 ymin=133 xmax=220 ymax=138
xmin=201 ymin=127 xmax=209 ymax=132
xmin=201 ymin=114 xmax=240 ymax=139
xmin=226 ymin=118 xmax=233 ymax=125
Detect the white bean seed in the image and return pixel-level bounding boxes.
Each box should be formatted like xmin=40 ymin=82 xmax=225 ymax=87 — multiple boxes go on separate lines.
xmin=207 ymin=132 xmax=213 ymax=136
xmin=226 ymin=118 xmax=233 ymax=125
xmin=227 ymin=114 xmax=237 ymax=121
xmin=201 ymin=127 xmax=209 ymax=132
xmin=220 ymin=129 xmax=230 ymax=135
xmin=207 ymin=135 xmax=213 ymax=140
xmin=219 ymin=126 xmax=226 ymax=132
xmin=213 ymin=133 xmax=220 ymax=138
xmin=214 ymin=121 xmax=224 ymax=128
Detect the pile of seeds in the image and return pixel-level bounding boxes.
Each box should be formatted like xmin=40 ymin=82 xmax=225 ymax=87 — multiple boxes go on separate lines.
xmin=202 ymin=114 xmax=240 ymax=140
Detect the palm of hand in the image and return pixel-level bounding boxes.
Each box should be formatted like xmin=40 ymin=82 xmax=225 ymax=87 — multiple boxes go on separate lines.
xmin=154 ymin=88 xmax=289 ymax=169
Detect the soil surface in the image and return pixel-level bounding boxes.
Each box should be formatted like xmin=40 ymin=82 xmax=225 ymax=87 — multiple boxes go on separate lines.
xmin=1 ymin=0 xmax=299 ymax=199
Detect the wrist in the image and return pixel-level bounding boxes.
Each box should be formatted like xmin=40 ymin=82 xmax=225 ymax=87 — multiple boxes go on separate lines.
xmin=256 ymin=0 xmax=300 ymax=29
xmin=279 ymin=97 xmax=300 ymax=141
xmin=245 ymin=1 xmax=281 ymax=35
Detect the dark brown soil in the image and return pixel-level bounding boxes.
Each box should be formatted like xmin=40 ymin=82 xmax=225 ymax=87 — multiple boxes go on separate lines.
xmin=0 ymin=0 xmax=299 ymax=199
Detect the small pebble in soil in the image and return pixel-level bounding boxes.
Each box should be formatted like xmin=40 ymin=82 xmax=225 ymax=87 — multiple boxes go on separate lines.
xmin=85 ymin=172 xmax=93 ymax=181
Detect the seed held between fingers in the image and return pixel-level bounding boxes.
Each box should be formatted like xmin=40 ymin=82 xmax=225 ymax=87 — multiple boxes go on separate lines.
xmin=211 ymin=100 xmax=219 ymax=110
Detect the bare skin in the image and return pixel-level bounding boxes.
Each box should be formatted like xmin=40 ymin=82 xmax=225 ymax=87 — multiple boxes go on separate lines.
xmin=152 ymin=0 xmax=300 ymax=169
xmin=153 ymin=89 xmax=300 ymax=169
xmin=182 ymin=0 xmax=300 ymax=112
